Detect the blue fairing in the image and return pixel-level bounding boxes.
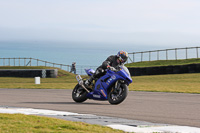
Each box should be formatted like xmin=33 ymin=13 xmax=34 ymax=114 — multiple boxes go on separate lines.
xmin=86 ymin=66 xmax=132 ymax=100
xmin=117 ymin=67 xmax=132 ymax=84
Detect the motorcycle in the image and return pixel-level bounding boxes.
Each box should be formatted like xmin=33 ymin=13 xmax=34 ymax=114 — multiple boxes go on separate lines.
xmin=72 ymin=65 xmax=132 ymax=105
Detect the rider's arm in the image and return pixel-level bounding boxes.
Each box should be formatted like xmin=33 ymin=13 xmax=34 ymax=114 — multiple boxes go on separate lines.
xmin=102 ymin=56 xmax=114 ymax=69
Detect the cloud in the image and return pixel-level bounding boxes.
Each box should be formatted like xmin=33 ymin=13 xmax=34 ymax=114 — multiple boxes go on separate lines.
xmin=0 ymin=0 xmax=200 ymax=47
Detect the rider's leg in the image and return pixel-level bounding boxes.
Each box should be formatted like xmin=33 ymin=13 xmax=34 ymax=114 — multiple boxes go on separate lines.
xmin=85 ymin=68 xmax=105 ymax=86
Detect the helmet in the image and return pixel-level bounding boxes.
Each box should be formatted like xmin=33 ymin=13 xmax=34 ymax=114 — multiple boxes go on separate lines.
xmin=117 ymin=50 xmax=128 ymax=63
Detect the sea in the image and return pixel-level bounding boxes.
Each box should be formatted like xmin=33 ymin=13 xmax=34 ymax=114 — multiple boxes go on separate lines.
xmin=0 ymin=42 xmax=137 ymax=74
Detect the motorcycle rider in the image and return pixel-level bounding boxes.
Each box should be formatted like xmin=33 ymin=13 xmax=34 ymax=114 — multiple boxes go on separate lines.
xmin=85 ymin=50 xmax=128 ymax=86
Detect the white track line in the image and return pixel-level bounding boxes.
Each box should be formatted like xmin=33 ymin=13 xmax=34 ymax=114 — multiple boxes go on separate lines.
xmin=107 ymin=124 xmax=200 ymax=133
xmin=0 ymin=107 xmax=200 ymax=133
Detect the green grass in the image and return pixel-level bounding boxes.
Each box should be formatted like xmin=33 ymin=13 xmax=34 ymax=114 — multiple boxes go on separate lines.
xmin=0 ymin=114 xmax=123 ymax=133
xmin=1 ymin=66 xmax=200 ymax=94
xmin=125 ymin=58 xmax=200 ymax=94
xmin=0 ymin=66 xmax=80 ymax=89
xmin=125 ymin=58 xmax=200 ymax=67
xmin=130 ymin=73 xmax=200 ymax=94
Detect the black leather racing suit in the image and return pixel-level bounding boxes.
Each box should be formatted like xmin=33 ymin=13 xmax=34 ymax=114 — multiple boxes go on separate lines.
xmin=91 ymin=55 xmax=122 ymax=79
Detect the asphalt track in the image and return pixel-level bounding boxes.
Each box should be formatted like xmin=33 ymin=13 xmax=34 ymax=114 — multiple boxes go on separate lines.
xmin=0 ymin=89 xmax=200 ymax=127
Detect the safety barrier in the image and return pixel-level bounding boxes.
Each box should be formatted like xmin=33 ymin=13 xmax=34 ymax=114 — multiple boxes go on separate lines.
xmin=128 ymin=64 xmax=200 ymax=76
xmin=0 ymin=69 xmax=58 ymax=78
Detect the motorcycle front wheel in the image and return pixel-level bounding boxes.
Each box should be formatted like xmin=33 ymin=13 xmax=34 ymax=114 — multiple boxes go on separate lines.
xmin=72 ymin=84 xmax=88 ymax=103
xmin=108 ymin=84 xmax=128 ymax=105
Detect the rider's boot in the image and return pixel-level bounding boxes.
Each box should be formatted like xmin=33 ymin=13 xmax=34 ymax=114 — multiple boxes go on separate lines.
xmin=85 ymin=76 xmax=94 ymax=86
xmin=85 ymin=68 xmax=104 ymax=86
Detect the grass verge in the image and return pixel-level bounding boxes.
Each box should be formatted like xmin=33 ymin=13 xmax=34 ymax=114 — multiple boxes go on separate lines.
xmin=125 ymin=58 xmax=200 ymax=67
xmin=130 ymin=73 xmax=200 ymax=93
xmin=0 ymin=66 xmax=200 ymax=94
xmin=0 ymin=113 xmax=123 ymax=133
xmin=0 ymin=66 xmax=79 ymax=89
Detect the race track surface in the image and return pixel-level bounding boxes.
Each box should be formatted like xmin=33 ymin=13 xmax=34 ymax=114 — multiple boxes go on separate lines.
xmin=0 ymin=89 xmax=199 ymax=127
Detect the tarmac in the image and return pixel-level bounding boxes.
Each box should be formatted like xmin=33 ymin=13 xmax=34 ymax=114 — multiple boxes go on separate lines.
xmin=1 ymin=88 xmax=200 ymax=132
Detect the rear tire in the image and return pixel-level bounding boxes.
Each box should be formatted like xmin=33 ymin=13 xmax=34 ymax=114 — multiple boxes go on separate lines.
xmin=108 ymin=84 xmax=128 ymax=105
xmin=72 ymin=84 xmax=88 ymax=103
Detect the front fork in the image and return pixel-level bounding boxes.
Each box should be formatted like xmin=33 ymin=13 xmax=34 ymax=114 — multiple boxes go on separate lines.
xmin=112 ymin=80 xmax=125 ymax=94
xmin=115 ymin=80 xmax=120 ymax=90
xmin=110 ymin=80 xmax=120 ymax=93
xmin=76 ymin=75 xmax=90 ymax=93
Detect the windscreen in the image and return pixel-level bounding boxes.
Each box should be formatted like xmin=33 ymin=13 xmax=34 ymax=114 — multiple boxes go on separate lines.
xmin=121 ymin=65 xmax=131 ymax=77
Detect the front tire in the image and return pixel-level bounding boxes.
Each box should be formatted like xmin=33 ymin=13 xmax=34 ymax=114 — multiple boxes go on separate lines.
xmin=108 ymin=84 xmax=128 ymax=105
xmin=72 ymin=84 xmax=88 ymax=103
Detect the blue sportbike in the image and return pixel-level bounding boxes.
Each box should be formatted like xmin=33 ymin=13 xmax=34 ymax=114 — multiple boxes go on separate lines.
xmin=72 ymin=65 xmax=132 ymax=104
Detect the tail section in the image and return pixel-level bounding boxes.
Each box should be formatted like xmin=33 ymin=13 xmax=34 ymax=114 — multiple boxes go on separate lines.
xmin=85 ymin=69 xmax=95 ymax=76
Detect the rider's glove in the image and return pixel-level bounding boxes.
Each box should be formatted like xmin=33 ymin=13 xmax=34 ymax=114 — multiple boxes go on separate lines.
xmin=108 ymin=66 xmax=116 ymax=71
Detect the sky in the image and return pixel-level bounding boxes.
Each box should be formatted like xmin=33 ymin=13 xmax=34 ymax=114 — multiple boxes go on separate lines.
xmin=0 ymin=0 xmax=200 ymax=51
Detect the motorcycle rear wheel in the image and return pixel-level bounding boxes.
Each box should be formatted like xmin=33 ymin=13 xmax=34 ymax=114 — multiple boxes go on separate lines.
xmin=108 ymin=84 xmax=128 ymax=105
xmin=72 ymin=84 xmax=88 ymax=103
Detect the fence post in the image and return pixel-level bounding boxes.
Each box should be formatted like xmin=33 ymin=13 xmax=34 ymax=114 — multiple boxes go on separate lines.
xmin=157 ymin=51 xmax=159 ymax=60
xmin=186 ymin=47 xmax=188 ymax=59
xmin=175 ymin=48 xmax=177 ymax=60
xmin=3 ymin=58 xmax=5 ymax=66
xmin=133 ymin=53 xmax=135 ymax=62
xmin=196 ymin=47 xmax=199 ymax=58
xmin=149 ymin=52 xmax=151 ymax=61
xmin=166 ymin=49 xmax=168 ymax=60
xmin=30 ymin=58 xmax=32 ymax=66
xmin=37 ymin=59 xmax=39 ymax=66
xmin=19 ymin=57 xmax=20 ymax=66
xmin=9 ymin=58 xmax=10 ymax=66
xmin=141 ymin=52 xmax=143 ymax=62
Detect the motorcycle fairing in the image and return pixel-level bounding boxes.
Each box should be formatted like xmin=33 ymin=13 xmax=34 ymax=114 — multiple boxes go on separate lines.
xmin=86 ymin=70 xmax=126 ymax=100
xmin=116 ymin=68 xmax=132 ymax=85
